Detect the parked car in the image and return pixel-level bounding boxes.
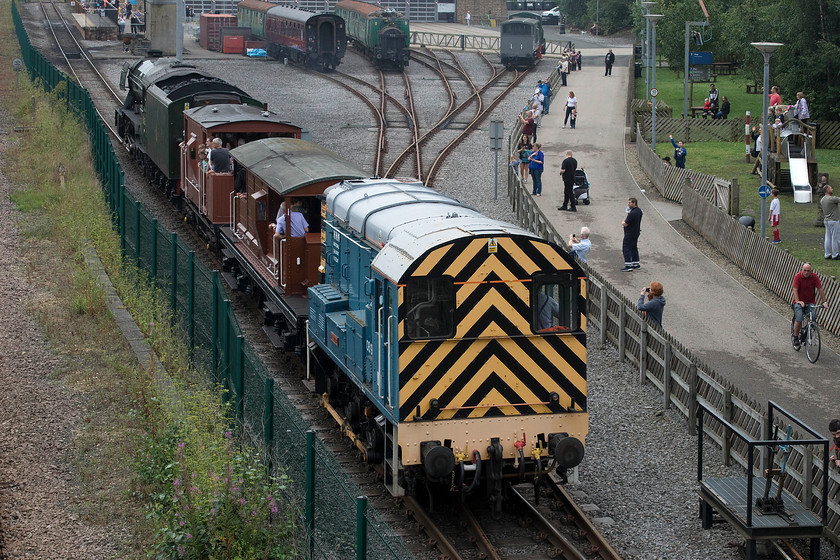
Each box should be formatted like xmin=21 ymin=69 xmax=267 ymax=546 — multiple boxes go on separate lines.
xmin=541 ymin=6 xmax=560 ymax=25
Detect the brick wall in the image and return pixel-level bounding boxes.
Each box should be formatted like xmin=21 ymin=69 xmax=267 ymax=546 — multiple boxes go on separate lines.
xmin=457 ymin=0 xmax=507 ymax=26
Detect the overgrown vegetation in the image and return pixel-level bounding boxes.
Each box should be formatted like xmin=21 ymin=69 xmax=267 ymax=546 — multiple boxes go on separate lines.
xmin=1 ymin=2 xmax=298 ymax=556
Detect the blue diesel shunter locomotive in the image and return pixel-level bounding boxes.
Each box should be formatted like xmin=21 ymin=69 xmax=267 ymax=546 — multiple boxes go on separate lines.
xmin=307 ymin=178 xmax=588 ymax=510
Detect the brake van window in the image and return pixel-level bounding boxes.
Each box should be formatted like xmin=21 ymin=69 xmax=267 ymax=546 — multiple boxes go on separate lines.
xmin=533 ymin=275 xmax=578 ymax=333
xmin=405 ymin=277 xmax=455 ymax=339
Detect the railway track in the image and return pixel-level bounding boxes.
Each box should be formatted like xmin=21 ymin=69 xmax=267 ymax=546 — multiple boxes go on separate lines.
xmin=401 ymin=475 xmax=623 ymax=560
xmin=26 ymin=13 xmax=627 ymax=557
xmin=38 ymin=0 xmax=123 ymax=128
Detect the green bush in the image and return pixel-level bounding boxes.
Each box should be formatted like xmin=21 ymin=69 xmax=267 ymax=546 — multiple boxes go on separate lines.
xmin=136 ymin=390 xmax=298 ymax=560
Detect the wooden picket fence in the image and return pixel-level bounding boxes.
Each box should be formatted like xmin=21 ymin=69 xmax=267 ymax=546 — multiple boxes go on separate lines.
xmin=636 ymin=124 xmax=731 ymax=209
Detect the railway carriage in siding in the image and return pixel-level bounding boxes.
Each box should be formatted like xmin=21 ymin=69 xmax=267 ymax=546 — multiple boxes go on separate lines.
xmin=179 ymin=104 xmax=304 ymax=244
xmin=500 ymin=17 xmax=543 ymax=68
xmin=116 ymin=58 xmax=264 ymax=196
xmin=218 ymin=138 xmax=367 ymax=351
xmin=335 ymin=0 xmax=410 ymax=68
xmin=237 ymin=0 xmax=347 ymax=70
xmin=308 ymin=179 xmax=588 ymax=512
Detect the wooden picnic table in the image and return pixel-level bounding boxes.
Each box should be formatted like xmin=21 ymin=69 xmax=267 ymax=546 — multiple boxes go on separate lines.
xmin=712 ymin=61 xmax=736 ymax=75
xmin=689 ymin=106 xmax=709 ymax=119
xmin=746 ymin=82 xmax=761 ymax=94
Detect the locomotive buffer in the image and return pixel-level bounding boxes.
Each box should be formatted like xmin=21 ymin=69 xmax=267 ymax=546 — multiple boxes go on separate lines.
xmin=696 ymin=401 xmax=828 ymax=560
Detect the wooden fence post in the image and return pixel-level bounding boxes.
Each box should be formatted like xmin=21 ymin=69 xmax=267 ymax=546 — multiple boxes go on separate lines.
xmin=802 ymin=450 xmax=813 ymax=508
xmin=722 ymin=389 xmax=732 ymax=466
xmin=618 ymin=305 xmax=626 ymax=362
xmin=688 ymin=363 xmax=698 ymax=436
xmin=639 ymin=322 xmax=648 ymax=385
xmin=730 ymin=177 xmax=740 ymax=216
xmin=663 ymin=342 xmax=672 ymax=409
xmin=599 ymin=283 xmax=607 ymax=345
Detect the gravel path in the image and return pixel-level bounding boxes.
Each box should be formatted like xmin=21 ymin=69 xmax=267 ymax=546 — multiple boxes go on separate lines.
xmin=0 ymin=114 xmax=121 ymax=557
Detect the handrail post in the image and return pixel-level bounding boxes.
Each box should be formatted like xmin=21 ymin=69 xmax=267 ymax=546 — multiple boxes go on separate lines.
xmin=688 ymin=363 xmax=698 ymax=436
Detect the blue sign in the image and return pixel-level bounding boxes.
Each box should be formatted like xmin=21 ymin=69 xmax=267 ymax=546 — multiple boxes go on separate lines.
xmin=759 ymin=185 xmax=772 ymax=198
xmin=688 ymin=51 xmax=713 ymax=66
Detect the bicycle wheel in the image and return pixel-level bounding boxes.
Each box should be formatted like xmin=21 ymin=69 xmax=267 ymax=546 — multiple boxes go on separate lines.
xmin=791 ymin=317 xmax=801 ymax=351
xmin=806 ymin=324 xmax=821 ymax=363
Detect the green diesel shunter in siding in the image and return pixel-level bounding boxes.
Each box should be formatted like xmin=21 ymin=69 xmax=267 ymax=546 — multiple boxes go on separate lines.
xmin=335 ymin=0 xmax=410 ymax=68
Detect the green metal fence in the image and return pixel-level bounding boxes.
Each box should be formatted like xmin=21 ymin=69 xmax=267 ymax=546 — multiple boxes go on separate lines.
xmin=11 ymin=2 xmax=413 ymax=558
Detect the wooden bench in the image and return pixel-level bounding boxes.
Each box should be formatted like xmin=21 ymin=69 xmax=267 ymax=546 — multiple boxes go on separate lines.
xmin=746 ymin=82 xmax=761 ymax=94
xmin=712 ymin=62 xmax=736 ymax=75
xmin=689 ymin=106 xmax=710 ymax=119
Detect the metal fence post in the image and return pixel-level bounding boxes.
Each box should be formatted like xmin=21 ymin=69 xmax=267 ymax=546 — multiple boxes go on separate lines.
xmin=688 ymin=363 xmax=698 ymax=436
xmin=264 ymin=378 xmax=274 ymax=471
xmin=151 ymin=219 xmax=158 ymax=280
xmin=222 ymin=299 xmax=232 ymax=394
xmin=306 ymin=429 xmax=316 ymax=559
xmin=134 ymin=200 xmax=141 ymax=265
xmin=639 ymin=323 xmax=648 ymax=385
xmin=170 ymin=232 xmax=177 ymax=313
xmin=187 ymin=251 xmax=195 ymax=361
xmin=618 ymin=305 xmax=626 ymax=362
xmin=212 ymin=270 xmax=219 ymax=380
xmin=599 ymin=282 xmax=607 ymax=345
xmin=356 ymin=496 xmax=369 ymax=560
xmin=663 ymin=342 xmax=672 ymax=409
xmin=235 ymin=335 xmax=244 ymax=423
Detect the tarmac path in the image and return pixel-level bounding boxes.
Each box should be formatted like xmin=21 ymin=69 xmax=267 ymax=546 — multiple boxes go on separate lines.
xmin=530 ymin=30 xmax=838 ymax=433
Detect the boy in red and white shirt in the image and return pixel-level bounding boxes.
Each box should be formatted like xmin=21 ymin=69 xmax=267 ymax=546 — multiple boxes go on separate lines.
xmin=769 ymin=188 xmax=781 ymax=243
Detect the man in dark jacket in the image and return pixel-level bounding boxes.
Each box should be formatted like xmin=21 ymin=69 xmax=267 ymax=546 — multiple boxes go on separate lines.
xmin=604 ymin=49 xmax=615 ymax=76
xmin=621 ymin=197 xmax=643 ymax=271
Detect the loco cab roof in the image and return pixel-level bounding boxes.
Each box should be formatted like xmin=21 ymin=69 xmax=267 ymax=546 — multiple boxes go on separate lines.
xmin=231 ymin=138 xmax=366 ymax=196
xmin=184 ymin=104 xmax=296 ymax=129
xmin=326 ymin=179 xmax=542 ymax=283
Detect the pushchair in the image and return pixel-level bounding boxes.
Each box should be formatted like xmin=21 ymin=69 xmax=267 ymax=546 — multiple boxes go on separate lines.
xmin=573 ymin=169 xmax=591 ymax=205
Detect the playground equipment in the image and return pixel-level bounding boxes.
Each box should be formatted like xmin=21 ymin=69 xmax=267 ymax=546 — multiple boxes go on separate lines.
xmin=764 ymin=118 xmax=818 ymax=203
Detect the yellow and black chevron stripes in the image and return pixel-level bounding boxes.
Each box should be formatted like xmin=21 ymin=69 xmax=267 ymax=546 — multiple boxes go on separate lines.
xmin=396 ymin=236 xmax=586 ymax=422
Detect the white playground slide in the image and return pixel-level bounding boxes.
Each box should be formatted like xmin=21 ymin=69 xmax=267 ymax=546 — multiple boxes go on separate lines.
xmin=790 ymin=154 xmax=812 ymax=203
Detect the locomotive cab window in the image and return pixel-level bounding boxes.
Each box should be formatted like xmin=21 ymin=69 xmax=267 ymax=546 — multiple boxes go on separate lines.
xmin=405 ymin=277 xmax=455 ymax=340
xmin=532 ymin=274 xmax=579 ymax=333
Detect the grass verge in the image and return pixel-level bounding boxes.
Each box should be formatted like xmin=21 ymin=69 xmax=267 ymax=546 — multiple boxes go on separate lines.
xmin=0 ymin=3 xmax=298 ymax=557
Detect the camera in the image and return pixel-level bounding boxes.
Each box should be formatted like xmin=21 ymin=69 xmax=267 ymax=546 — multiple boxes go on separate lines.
xmin=571 ymin=234 xmax=577 ymax=239
xmin=645 ymin=287 xmax=650 ymax=293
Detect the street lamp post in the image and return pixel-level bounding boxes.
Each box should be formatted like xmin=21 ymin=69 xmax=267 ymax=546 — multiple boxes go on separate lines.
xmin=646 ymin=13 xmax=663 ymax=150
xmin=751 ymin=42 xmax=783 ymax=240
xmin=641 ymin=2 xmax=655 ymax=100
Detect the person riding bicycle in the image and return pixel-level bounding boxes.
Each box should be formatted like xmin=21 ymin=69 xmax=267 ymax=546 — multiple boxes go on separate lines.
xmin=792 ymin=262 xmax=828 ymax=349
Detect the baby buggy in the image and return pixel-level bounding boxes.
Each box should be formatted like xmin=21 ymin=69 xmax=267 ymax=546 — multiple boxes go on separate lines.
xmin=573 ymin=169 xmax=591 ymax=205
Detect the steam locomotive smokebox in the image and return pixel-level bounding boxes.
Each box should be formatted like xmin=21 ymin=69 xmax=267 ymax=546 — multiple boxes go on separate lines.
xmin=147 ymin=0 xmax=177 ymax=56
